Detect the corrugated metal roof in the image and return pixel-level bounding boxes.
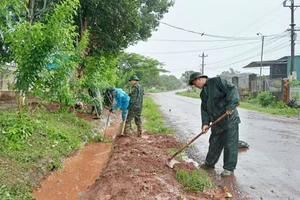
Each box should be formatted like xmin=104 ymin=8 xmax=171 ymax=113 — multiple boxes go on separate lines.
xmin=243 ymin=56 xmax=287 ymax=68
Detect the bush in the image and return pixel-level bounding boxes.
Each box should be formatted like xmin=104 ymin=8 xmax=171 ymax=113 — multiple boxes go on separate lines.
xmin=257 ymin=92 xmax=275 ymax=107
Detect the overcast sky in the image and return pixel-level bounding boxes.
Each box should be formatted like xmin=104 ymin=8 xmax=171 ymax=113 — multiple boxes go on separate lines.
xmin=126 ymin=0 xmax=300 ymax=79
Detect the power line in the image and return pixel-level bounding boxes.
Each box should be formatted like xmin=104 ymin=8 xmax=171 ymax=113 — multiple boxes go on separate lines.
xmin=135 ymin=41 xmax=261 ymax=55
xmin=160 ymin=22 xmax=269 ymax=40
xmin=148 ymin=39 xmax=259 ymax=42
xmin=209 ymin=3 xmax=285 ymax=49
xmin=227 ymin=2 xmax=284 ymax=37
xmin=148 ymin=33 xmax=286 ymax=43
xmin=205 ymin=35 xmax=289 ymax=66
xmin=208 ymin=43 xmax=290 ymax=70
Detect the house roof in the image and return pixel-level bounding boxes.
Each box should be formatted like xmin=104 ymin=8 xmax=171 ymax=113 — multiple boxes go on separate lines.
xmin=243 ymin=56 xmax=287 ymax=68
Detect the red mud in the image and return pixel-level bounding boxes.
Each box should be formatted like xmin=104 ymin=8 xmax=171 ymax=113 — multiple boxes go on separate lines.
xmin=32 ymin=109 xmax=228 ymax=200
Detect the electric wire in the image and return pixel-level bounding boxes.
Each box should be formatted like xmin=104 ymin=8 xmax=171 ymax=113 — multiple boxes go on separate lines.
xmin=161 ymin=22 xmax=263 ymax=40
xmin=136 ymin=41 xmax=260 ymax=55
xmin=227 ymin=2 xmax=285 ymax=37
xmin=205 ymin=34 xmax=290 ymax=66
xmin=207 ymin=42 xmax=290 ymax=70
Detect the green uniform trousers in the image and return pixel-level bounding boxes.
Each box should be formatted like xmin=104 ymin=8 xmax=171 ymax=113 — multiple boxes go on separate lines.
xmin=205 ymin=123 xmax=239 ymax=171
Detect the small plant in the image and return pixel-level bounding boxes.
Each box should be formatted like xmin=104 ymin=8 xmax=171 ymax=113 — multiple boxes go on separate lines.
xmin=287 ymin=99 xmax=298 ymax=108
xmin=176 ymin=169 xmax=214 ymax=192
xmin=257 ymin=91 xmax=275 ymax=107
xmin=242 ymin=90 xmax=249 ymax=95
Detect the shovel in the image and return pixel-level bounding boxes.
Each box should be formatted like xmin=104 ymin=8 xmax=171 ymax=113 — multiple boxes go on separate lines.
xmin=103 ymin=111 xmax=111 ymax=138
xmin=167 ymin=104 xmax=239 ymax=168
xmin=120 ymin=110 xmax=128 ymax=135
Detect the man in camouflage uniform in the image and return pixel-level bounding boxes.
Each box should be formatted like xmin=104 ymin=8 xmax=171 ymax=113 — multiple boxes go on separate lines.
xmin=88 ymin=86 xmax=102 ymax=119
xmin=189 ymin=72 xmax=241 ymax=176
xmin=124 ymin=75 xmax=144 ymax=137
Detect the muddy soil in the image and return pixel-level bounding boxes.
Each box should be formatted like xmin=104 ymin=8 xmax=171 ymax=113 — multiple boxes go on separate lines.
xmin=32 ymin=109 xmax=229 ymax=200
xmin=78 ymin=132 xmax=229 ymax=200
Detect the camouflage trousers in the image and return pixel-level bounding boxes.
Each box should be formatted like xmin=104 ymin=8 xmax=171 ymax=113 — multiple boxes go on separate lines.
xmin=124 ymin=108 xmax=142 ymax=137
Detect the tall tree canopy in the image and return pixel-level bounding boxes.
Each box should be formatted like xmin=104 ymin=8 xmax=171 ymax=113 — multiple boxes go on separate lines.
xmin=14 ymin=0 xmax=174 ymax=55
xmin=221 ymin=68 xmax=241 ymax=75
xmin=0 ymin=0 xmax=174 ymax=109
xmin=116 ymin=52 xmax=169 ymax=88
xmin=180 ymin=70 xmax=197 ymax=85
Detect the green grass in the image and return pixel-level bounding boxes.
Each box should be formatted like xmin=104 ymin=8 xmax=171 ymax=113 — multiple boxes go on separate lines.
xmin=0 ymin=107 xmax=98 ymax=200
xmin=176 ymin=91 xmax=200 ymax=98
xmin=239 ymin=102 xmax=300 ymax=118
xmin=176 ymin=169 xmax=214 ymax=192
xmin=175 ymin=91 xmax=300 ymax=118
xmin=142 ymin=96 xmax=174 ymax=134
xmin=144 ymin=88 xmax=167 ymax=93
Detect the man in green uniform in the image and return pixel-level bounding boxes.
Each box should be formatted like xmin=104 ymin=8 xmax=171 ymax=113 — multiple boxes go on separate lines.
xmin=88 ymin=86 xmax=102 ymax=119
xmin=189 ymin=72 xmax=241 ymax=176
xmin=124 ymin=75 xmax=144 ymax=137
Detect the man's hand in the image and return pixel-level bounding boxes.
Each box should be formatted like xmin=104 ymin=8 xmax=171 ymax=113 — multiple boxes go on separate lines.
xmin=202 ymin=125 xmax=209 ymax=133
xmin=226 ymin=109 xmax=233 ymax=115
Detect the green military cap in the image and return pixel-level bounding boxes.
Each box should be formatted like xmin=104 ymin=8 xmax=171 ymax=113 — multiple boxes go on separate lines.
xmin=188 ymin=72 xmax=208 ymax=85
xmin=129 ymin=75 xmax=139 ymax=81
xmin=107 ymin=86 xmax=116 ymax=93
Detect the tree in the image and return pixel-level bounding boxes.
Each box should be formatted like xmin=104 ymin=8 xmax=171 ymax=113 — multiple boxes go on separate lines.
xmin=2 ymin=0 xmax=82 ymax=113
xmin=156 ymin=75 xmax=182 ymax=91
xmin=116 ymin=52 xmax=168 ymax=88
xmin=180 ymin=70 xmax=197 ymax=85
xmin=221 ymin=68 xmax=240 ymax=75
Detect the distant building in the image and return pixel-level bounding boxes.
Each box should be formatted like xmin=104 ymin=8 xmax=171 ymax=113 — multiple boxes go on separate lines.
xmin=217 ymin=73 xmax=251 ymax=89
xmin=0 ymin=63 xmax=17 ymax=99
xmin=243 ymin=55 xmax=300 ymax=80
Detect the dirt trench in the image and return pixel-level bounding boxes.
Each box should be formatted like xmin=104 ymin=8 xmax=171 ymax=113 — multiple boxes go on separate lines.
xmin=32 ymin=110 xmax=228 ymax=200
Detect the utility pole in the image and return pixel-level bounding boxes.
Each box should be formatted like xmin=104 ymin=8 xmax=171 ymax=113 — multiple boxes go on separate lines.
xmin=199 ymin=52 xmax=208 ymax=75
xmin=283 ymin=0 xmax=300 ymax=76
xmin=257 ymin=33 xmax=265 ymax=92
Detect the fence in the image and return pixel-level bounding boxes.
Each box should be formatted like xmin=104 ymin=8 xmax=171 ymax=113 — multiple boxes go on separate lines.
xmin=290 ymin=86 xmax=300 ymax=105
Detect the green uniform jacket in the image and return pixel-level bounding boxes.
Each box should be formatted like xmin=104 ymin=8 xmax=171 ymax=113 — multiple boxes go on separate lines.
xmin=128 ymin=83 xmax=144 ymax=110
xmin=200 ymin=77 xmax=241 ymax=133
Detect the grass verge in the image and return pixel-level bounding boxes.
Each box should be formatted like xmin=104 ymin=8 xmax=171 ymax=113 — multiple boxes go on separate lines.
xmin=0 ymin=107 xmax=98 ymax=200
xmin=239 ymin=102 xmax=300 ymax=117
xmin=176 ymin=91 xmax=199 ymax=98
xmin=176 ymin=169 xmax=214 ymax=192
xmin=176 ymin=90 xmax=300 ymax=118
xmin=142 ymin=96 xmax=174 ymax=134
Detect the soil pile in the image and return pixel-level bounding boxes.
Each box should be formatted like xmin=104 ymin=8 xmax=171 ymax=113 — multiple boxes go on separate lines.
xmin=78 ymin=132 xmax=226 ymax=200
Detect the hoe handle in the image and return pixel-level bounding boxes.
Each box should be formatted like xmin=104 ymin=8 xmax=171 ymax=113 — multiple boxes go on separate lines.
xmin=169 ymin=103 xmax=239 ymax=161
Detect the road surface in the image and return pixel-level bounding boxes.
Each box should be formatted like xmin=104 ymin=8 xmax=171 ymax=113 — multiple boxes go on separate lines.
xmin=150 ymin=90 xmax=300 ymax=200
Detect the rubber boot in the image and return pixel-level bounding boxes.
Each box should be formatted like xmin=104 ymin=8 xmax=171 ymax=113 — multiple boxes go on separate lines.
xmin=123 ymin=123 xmax=132 ymax=136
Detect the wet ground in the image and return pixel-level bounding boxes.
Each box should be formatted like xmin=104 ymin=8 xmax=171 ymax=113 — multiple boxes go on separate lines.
xmin=150 ymin=90 xmax=300 ymax=200
xmin=32 ymin=110 xmax=122 ymax=200
xmin=31 ymin=108 xmax=228 ymax=200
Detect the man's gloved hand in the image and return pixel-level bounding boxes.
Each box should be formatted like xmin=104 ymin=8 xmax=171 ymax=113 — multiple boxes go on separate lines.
xmin=109 ymin=108 xmax=113 ymax=113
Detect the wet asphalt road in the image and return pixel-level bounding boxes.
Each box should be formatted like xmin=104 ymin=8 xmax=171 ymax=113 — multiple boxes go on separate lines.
xmin=149 ymin=90 xmax=300 ymax=200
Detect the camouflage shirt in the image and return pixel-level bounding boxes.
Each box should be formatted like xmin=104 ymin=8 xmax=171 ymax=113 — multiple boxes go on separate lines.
xmin=128 ymin=83 xmax=144 ymax=110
